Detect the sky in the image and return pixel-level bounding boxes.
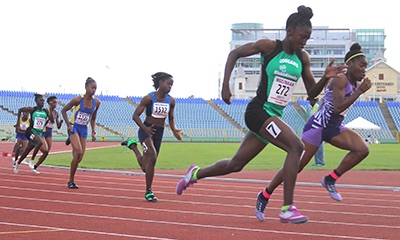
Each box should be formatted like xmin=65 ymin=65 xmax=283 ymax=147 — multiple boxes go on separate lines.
xmin=0 ymin=0 xmax=398 ymax=100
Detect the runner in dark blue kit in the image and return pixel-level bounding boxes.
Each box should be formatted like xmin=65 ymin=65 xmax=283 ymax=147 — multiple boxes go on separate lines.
xmin=132 ymin=72 xmax=181 ymax=202
xmin=61 ymin=77 xmax=101 ymax=189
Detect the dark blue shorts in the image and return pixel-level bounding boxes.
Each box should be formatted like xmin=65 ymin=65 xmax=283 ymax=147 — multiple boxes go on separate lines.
xmin=42 ymin=127 xmax=53 ymax=138
xmin=138 ymin=122 xmax=164 ymax=154
xmin=68 ymin=123 xmax=88 ymax=138
xmin=16 ymin=133 xmax=28 ymax=141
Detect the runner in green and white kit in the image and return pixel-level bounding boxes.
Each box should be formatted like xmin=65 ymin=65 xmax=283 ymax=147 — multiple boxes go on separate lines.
xmin=14 ymin=94 xmax=54 ymax=174
xmin=176 ymin=5 xmax=346 ymax=224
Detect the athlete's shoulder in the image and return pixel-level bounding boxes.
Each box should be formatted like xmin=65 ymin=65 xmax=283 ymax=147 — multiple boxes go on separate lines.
xmin=255 ymin=38 xmax=277 ymax=54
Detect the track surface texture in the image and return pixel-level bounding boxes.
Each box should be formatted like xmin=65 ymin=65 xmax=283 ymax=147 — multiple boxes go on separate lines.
xmin=0 ymin=142 xmax=399 ymax=240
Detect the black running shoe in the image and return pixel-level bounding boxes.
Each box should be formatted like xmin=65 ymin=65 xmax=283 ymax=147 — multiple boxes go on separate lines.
xmin=255 ymin=191 xmax=269 ymax=221
xmin=68 ymin=181 xmax=79 ymax=189
xmin=145 ymin=191 xmax=158 ymax=202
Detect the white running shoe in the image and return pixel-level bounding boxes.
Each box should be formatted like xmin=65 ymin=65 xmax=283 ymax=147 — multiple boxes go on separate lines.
xmin=13 ymin=163 xmax=19 ymax=174
xmin=32 ymin=169 xmax=40 ymax=174
xmin=28 ymin=160 xmax=34 ymax=169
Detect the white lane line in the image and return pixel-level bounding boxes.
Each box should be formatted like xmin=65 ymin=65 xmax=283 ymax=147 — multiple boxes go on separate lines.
xmin=0 ymin=194 xmax=399 ymax=229
xmin=0 ymin=221 xmax=175 ymax=239
xmin=0 ymin=207 xmax=386 ymax=240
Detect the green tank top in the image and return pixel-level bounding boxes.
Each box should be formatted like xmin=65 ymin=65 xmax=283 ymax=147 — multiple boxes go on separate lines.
xmin=262 ymin=51 xmax=302 ymax=117
xmin=31 ymin=109 xmax=48 ymax=136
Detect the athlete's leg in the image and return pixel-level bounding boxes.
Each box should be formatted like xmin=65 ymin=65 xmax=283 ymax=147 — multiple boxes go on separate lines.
xmin=127 ymin=140 xmax=144 ymax=172
xmin=34 ymin=139 xmax=49 ymax=168
xmin=267 ymin=140 xmax=319 ymax=194
xmin=142 ymin=138 xmax=157 ymax=191
xmin=13 ymin=138 xmax=22 ymax=162
xmin=329 ymin=129 xmax=369 ymax=175
xmin=196 ymin=131 xmax=266 ymax=179
xmin=17 ymin=134 xmax=43 ymax=165
xmin=256 ymin=116 xmax=304 ymax=206
xmin=69 ymin=133 xmax=83 ymax=183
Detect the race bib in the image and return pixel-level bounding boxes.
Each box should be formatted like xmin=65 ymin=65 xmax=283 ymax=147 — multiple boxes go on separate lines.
xmin=19 ymin=122 xmax=29 ymax=131
xmin=152 ymin=102 xmax=169 ymax=118
xmin=33 ymin=117 xmax=45 ymax=130
xmin=267 ymin=76 xmax=297 ymax=106
xmin=75 ymin=111 xmax=90 ymax=125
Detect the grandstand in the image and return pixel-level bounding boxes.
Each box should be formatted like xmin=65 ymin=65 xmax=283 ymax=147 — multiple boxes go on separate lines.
xmin=0 ymin=90 xmax=399 ymax=143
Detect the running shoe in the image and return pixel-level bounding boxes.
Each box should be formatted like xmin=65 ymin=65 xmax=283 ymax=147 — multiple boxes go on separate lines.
xmin=145 ymin=191 xmax=158 ymax=202
xmin=312 ymin=163 xmax=325 ymax=167
xmin=13 ymin=163 xmax=19 ymax=174
xmin=321 ymin=177 xmax=343 ymax=201
xmin=127 ymin=139 xmax=138 ymax=148
xmin=32 ymin=169 xmax=40 ymax=174
xmin=68 ymin=181 xmax=79 ymax=189
xmin=28 ymin=160 xmax=34 ymax=169
xmin=122 ymin=139 xmax=138 ymax=148
xmin=255 ymin=191 xmax=269 ymax=221
xmin=279 ymin=205 xmax=309 ymax=224
xmin=176 ymin=164 xmax=199 ymax=195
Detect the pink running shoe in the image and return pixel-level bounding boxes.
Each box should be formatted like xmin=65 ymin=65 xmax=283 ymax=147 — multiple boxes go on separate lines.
xmin=279 ymin=205 xmax=309 ymax=224
xmin=176 ymin=164 xmax=199 ymax=195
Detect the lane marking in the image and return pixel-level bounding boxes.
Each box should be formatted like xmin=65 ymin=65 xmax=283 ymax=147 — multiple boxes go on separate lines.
xmin=0 ymin=208 xmax=386 ymax=240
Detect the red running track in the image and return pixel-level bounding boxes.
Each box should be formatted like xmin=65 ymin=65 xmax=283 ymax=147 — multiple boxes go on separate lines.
xmin=0 ymin=141 xmax=399 ymax=240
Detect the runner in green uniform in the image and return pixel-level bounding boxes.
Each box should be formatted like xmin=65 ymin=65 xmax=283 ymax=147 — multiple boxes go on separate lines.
xmin=176 ymin=5 xmax=346 ymax=224
xmin=14 ymin=94 xmax=54 ymax=174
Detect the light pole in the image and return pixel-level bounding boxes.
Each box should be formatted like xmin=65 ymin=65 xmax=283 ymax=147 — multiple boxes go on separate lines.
xmin=372 ymin=74 xmax=376 ymax=102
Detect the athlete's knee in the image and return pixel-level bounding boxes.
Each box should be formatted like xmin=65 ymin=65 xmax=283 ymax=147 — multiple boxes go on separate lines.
xmin=36 ymin=141 xmax=43 ymax=148
xmin=227 ymin=158 xmax=246 ymax=172
xmin=298 ymin=164 xmax=306 ymax=173
xmin=288 ymin=140 xmax=305 ymax=157
xmin=73 ymin=150 xmax=83 ymax=159
xmin=358 ymin=146 xmax=370 ymax=159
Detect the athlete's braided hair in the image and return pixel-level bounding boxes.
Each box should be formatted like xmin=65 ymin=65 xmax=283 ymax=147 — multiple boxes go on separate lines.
xmin=151 ymin=72 xmax=173 ymax=90
xmin=286 ymin=5 xmax=313 ymax=30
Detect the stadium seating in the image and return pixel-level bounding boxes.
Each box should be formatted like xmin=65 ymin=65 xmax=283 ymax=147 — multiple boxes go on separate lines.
xmin=0 ymin=90 xmax=398 ymax=143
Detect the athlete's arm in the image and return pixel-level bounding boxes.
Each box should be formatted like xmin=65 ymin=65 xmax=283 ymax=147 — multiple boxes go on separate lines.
xmin=133 ymin=94 xmax=155 ymax=136
xmin=61 ymin=96 xmax=80 ymax=131
xmin=168 ymin=97 xmax=181 ymax=141
xmin=222 ymin=39 xmax=276 ymax=104
xmin=46 ymin=108 xmax=54 ymax=124
xmin=304 ymin=57 xmax=347 ymax=99
xmin=56 ymin=110 xmax=63 ymax=129
xmin=90 ymin=99 xmax=101 ymax=141
xmin=330 ymin=75 xmax=357 ymax=114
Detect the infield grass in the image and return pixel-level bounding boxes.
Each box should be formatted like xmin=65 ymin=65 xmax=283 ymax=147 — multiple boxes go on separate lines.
xmin=45 ymin=142 xmax=400 ymax=171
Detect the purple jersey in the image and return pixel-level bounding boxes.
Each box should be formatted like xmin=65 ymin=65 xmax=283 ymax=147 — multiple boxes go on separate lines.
xmin=302 ymin=79 xmax=356 ymax=146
